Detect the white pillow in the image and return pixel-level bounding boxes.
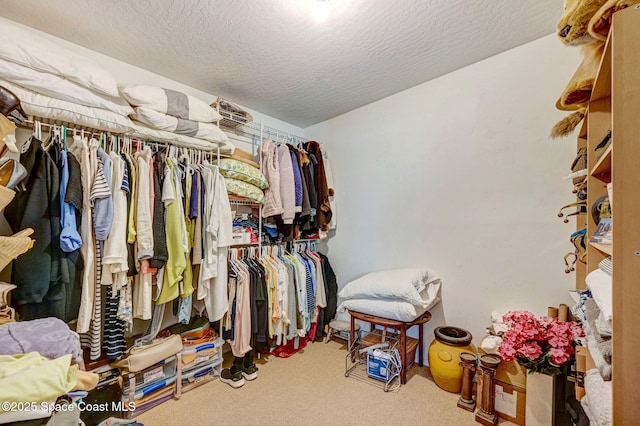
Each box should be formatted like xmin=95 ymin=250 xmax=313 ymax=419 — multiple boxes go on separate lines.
xmin=0 ymin=17 xmax=119 ymax=97
xmin=128 ymin=121 xmax=235 ymax=154
xmin=0 ymin=58 xmax=133 ymax=116
xmin=586 ymin=269 xmax=612 ymax=324
xmin=0 ymin=79 xmax=134 ymax=134
xmin=131 ymin=107 xmax=228 ymax=143
xmin=337 ymin=296 xmax=440 ymax=322
xmin=121 ymin=85 xmax=222 ymax=123
xmin=338 ymin=268 xmax=441 ymax=308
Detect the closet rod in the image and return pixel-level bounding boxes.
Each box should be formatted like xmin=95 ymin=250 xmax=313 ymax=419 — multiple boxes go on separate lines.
xmin=14 ymin=118 xmax=223 ymax=155
xmin=223 ymin=120 xmax=308 ymax=147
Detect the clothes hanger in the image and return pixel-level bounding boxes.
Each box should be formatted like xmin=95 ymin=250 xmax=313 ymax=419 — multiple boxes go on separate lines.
xmin=41 ymin=124 xmax=58 ymax=152
xmin=557 ymin=201 xmax=587 ymax=219
xmin=563 ymin=253 xmax=577 ymax=273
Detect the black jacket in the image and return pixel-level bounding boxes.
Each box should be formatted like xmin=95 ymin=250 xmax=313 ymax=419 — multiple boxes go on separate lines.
xmin=315 ymin=253 xmax=338 ymax=339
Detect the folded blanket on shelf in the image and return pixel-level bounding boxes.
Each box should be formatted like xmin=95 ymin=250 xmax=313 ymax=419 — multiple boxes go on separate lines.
xmin=586 ymin=334 xmax=611 ymax=381
xmin=586 ymin=269 xmax=612 ymax=324
xmin=570 ymin=289 xmax=592 ymax=323
xmin=581 ymin=396 xmax=596 ymax=426
xmin=596 ymin=312 xmax=612 ymax=337
xmin=598 ymin=257 xmax=612 ymax=277
xmin=581 ymin=368 xmax=612 ymax=426
xmin=584 ymin=299 xmax=612 ymax=363
xmin=0 ymin=317 xmax=83 ymax=365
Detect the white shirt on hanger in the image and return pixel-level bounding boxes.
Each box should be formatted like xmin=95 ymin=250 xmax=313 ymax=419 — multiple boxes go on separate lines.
xmin=197 ymin=165 xmax=233 ymax=322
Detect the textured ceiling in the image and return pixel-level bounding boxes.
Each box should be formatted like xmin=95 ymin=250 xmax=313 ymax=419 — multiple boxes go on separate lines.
xmin=0 ymin=0 xmax=562 ymax=127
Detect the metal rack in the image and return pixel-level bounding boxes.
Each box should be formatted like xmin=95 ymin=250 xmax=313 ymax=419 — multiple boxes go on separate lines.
xmin=345 ymin=329 xmax=402 ymax=392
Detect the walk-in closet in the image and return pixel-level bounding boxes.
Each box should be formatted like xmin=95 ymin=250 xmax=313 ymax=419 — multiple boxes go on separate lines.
xmin=0 ymin=1 xmax=636 ymax=425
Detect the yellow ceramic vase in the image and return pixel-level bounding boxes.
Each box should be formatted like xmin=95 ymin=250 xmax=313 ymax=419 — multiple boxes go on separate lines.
xmin=428 ymin=326 xmax=475 ymax=393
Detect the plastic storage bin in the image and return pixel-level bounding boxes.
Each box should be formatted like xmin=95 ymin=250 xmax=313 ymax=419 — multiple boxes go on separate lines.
xmin=181 ymin=338 xmax=222 ymax=369
xmin=123 ymin=355 xmax=178 ymax=396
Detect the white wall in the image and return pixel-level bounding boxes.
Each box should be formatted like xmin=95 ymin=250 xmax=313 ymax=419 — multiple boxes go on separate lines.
xmin=306 ymin=34 xmax=583 ymax=351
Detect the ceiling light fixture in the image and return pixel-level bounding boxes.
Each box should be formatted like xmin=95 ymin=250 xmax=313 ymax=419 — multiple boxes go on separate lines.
xmin=311 ymin=0 xmax=330 ymax=23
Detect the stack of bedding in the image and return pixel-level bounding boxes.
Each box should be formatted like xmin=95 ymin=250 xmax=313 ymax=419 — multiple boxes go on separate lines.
xmin=214 ymin=156 xmax=268 ymax=204
xmin=337 ymin=268 xmax=441 ymax=322
xmin=0 ymin=18 xmax=135 ymax=133
xmin=0 ymin=18 xmax=234 ymax=154
xmin=122 ymin=85 xmax=234 ymax=153
xmin=570 ymin=259 xmax=613 ymax=425
xmin=578 ymin=267 xmax=613 ymax=380
xmin=581 ymin=369 xmax=612 ymax=426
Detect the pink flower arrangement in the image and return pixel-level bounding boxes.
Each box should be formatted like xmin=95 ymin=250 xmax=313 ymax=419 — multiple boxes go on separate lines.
xmin=497 ymin=310 xmax=584 ymax=375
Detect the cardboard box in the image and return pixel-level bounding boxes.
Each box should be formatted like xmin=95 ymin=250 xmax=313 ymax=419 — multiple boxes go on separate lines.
xmin=495 ymin=359 xmax=528 ymax=390
xmin=479 ymin=348 xmax=527 ymax=389
xmin=494 ymin=381 xmax=526 ymax=426
xmin=476 ymin=376 xmax=526 ymax=426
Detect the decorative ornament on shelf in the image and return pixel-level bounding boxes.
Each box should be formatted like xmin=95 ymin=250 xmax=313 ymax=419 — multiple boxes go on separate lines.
xmin=497 ymin=310 xmax=584 ymax=376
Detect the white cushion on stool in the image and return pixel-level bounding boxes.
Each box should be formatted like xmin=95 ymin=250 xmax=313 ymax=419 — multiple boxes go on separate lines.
xmin=329 ymin=320 xmax=359 ymax=332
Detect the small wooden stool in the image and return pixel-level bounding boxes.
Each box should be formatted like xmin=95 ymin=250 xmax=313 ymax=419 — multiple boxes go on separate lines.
xmin=325 ymin=320 xmax=360 ymax=346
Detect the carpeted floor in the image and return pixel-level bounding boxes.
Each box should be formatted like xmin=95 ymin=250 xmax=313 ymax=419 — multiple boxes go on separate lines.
xmin=137 ymin=339 xmax=514 ymax=425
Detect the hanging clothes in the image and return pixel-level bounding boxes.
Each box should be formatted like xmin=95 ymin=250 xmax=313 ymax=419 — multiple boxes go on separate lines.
xmin=277 ymin=145 xmax=296 ymax=225
xmin=322 ymin=149 xmax=337 ymax=235
xmin=101 ymin=152 xmax=128 ymax=286
xmin=68 ymin=136 xmax=95 ymax=334
xmin=304 ymin=141 xmax=332 ymax=232
xmin=149 ymin=152 xmax=168 ymax=269
xmin=197 ymin=165 xmax=233 ymax=322
xmin=157 ymin=157 xmax=186 ymax=304
xmin=133 ymin=147 xmax=153 ymax=320
xmin=4 ymin=137 xmax=62 ymax=320
xmin=261 ymin=138 xmax=284 ymax=218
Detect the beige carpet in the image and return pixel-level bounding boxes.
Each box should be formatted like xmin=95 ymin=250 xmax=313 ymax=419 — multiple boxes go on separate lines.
xmin=137 ymin=339 xmax=514 ymax=426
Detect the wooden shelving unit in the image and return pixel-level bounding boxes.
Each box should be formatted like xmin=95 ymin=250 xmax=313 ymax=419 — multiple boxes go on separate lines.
xmin=578 ymin=8 xmax=640 ymax=423
xmin=588 ymin=242 xmax=612 ymax=256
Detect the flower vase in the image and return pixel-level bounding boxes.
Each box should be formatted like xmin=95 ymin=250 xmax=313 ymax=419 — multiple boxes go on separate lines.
xmin=525 ymin=371 xmax=556 ymax=426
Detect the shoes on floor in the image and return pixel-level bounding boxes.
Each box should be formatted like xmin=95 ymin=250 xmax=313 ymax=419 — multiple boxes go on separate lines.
xmin=241 ymin=363 xmax=258 ymax=381
xmin=220 ymin=366 xmax=245 ymax=388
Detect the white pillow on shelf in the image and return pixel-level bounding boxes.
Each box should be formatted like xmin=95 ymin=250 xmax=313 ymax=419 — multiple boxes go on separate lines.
xmin=0 ymin=17 xmax=119 ymax=97
xmin=0 ymin=78 xmax=134 ymax=134
xmin=337 ymin=295 xmax=440 ymax=323
xmin=0 ymin=58 xmax=133 ymax=116
xmin=121 ymin=85 xmax=222 ymax=123
xmin=131 ymin=107 xmax=228 ymax=143
xmin=338 ymin=268 xmax=441 ymax=307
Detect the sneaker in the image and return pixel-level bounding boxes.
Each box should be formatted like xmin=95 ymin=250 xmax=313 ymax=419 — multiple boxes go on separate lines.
xmin=220 ymin=366 xmax=245 ymax=388
xmin=241 ymin=364 xmax=258 ymax=381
